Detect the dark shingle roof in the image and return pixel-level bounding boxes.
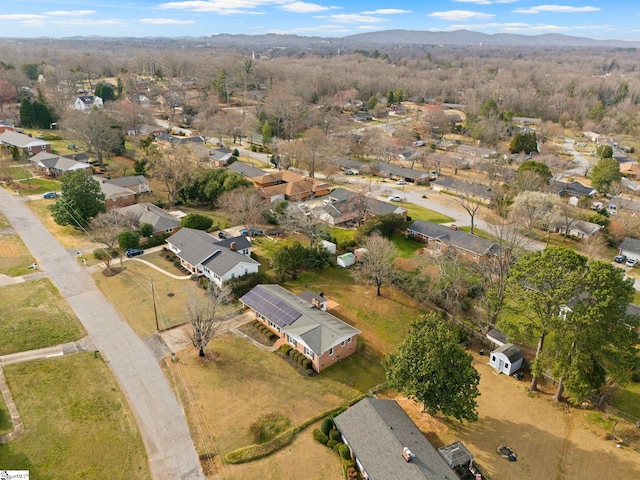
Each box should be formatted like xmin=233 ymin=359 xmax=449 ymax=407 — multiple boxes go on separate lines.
xmin=408 ymin=220 xmax=501 ymax=257
xmin=619 ymin=237 xmax=640 ymax=255
xmin=492 ymin=343 xmax=523 ymax=363
xmin=430 ymin=177 xmax=496 ymax=200
xmin=334 ymin=398 xmax=460 ymax=480
xmin=373 ymin=161 xmax=430 ymax=181
xmin=226 ymin=161 xmax=267 ymax=178
xmin=105 ymin=175 xmax=149 ymax=188
xmin=116 ymin=203 xmax=179 ymax=232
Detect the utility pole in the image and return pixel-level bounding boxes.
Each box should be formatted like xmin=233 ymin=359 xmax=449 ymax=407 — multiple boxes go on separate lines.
xmin=150 ymin=280 xmax=159 ymax=331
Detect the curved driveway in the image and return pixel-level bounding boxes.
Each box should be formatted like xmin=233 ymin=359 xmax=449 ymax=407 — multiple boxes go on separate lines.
xmin=0 ymin=188 xmax=204 ymax=480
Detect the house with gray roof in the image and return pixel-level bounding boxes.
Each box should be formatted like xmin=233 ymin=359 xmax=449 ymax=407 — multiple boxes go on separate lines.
xmin=116 ymin=203 xmax=180 ymax=236
xmin=29 ymin=151 xmax=91 ymax=177
xmin=166 ymin=228 xmax=258 ymax=287
xmin=430 ymin=177 xmax=496 ymax=203
xmin=226 ymin=161 xmax=267 ymax=178
xmin=407 ymin=220 xmax=503 ymax=264
xmin=551 ymin=219 xmax=603 ymax=239
xmin=334 ymin=398 xmax=460 ymax=480
xmin=333 ymin=157 xmax=367 ymax=174
xmin=316 ymin=190 xmax=407 ymax=227
xmin=548 ymin=180 xmax=597 ymax=197
xmin=240 ymin=284 xmax=359 ymax=372
xmin=372 ymin=161 xmax=430 ymax=184
xmin=0 ymin=130 xmax=51 ymax=156
xmin=104 ymin=175 xmax=151 ymax=194
xmin=618 ymin=237 xmax=640 ymax=259
xmin=97 ymin=178 xmax=136 ymax=210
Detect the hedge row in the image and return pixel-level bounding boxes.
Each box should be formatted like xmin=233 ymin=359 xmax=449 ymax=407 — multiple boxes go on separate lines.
xmin=225 ymin=398 xmax=365 ymax=465
xmin=253 ymin=322 xmax=278 ymax=341
xmin=279 ymin=345 xmax=312 ymax=370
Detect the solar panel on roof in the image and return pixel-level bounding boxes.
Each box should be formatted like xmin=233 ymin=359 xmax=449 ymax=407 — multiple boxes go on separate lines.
xmin=240 ymin=286 xmax=302 ymax=327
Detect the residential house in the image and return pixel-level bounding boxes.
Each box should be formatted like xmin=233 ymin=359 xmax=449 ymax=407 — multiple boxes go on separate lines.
xmin=226 ymin=161 xmax=267 ymax=178
xmin=155 ymin=132 xmax=205 ymax=147
xmin=166 ymin=228 xmax=259 ymax=287
xmin=512 ymin=116 xmax=542 ymax=125
xmin=372 ymin=162 xmax=430 ymax=184
xmin=608 ymin=196 xmax=640 ymax=215
xmin=29 ymin=151 xmax=91 ymax=177
xmin=104 ymin=175 xmax=151 ymax=194
xmin=429 ymin=177 xmax=496 ymax=203
xmin=240 ymin=284 xmax=359 ymax=372
xmin=251 ymin=170 xmax=332 ymax=203
xmin=207 ymin=147 xmax=234 ymax=167
xmin=548 ymin=180 xmax=597 ymax=197
xmin=618 ymin=237 xmax=640 ymax=260
xmin=407 ymin=220 xmax=503 ymax=264
xmin=620 ymin=161 xmax=640 ymax=179
xmin=316 ymin=189 xmax=407 ymax=227
xmin=334 ymin=398 xmax=461 ymax=480
xmin=457 ymin=144 xmax=498 ymax=159
xmin=551 ymin=219 xmax=603 ymax=240
xmin=621 ymin=177 xmax=640 ymax=193
xmin=116 ymin=203 xmax=180 ymax=236
xmin=98 ymin=180 xmax=136 ymax=210
xmin=0 ymin=130 xmax=51 ymax=156
xmin=333 ymin=157 xmax=366 ymax=175
xmin=73 ymin=95 xmax=103 ymax=110
xmin=0 ymin=121 xmax=15 ymax=134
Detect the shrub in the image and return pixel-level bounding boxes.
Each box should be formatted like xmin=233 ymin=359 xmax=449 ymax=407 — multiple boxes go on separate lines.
xmin=313 ymin=428 xmax=329 ymax=445
xmin=339 ymin=444 xmax=351 ymax=460
xmin=332 ymin=441 xmax=344 ymax=453
xmin=180 ymin=213 xmax=214 ymax=231
xmin=173 ymin=260 xmax=181 ymax=267
xmin=327 ymin=439 xmax=337 ymax=449
xmin=302 ymin=358 xmax=312 ymax=370
xmin=280 ymin=344 xmax=293 ymax=356
xmin=225 ymin=271 xmax=270 ymax=299
xmin=249 ymin=412 xmax=291 ymax=444
xmin=93 ymin=248 xmax=105 ymax=260
xmin=329 ymin=429 xmax=341 ymax=441
xmin=320 ymin=418 xmax=334 ymax=436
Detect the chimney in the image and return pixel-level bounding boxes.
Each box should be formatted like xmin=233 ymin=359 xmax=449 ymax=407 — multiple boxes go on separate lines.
xmin=230 ymin=242 xmax=236 ymax=251
xmin=72 ymin=155 xmax=76 ymax=160
xmin=145 ymin=205 xmax=149 ymax=211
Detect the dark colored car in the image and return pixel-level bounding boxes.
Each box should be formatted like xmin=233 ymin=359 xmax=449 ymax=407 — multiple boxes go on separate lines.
xmin=125 ymin=248 xmax=144 ymax=258
xmin=218 ymin=231 xmax=229 ymax=239
xmin=614 ymin=254 xmax=627 ymax=263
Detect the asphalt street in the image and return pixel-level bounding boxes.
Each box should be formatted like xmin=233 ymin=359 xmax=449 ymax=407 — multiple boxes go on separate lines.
xmin=0 ymin=188 xmax=204 ymax=480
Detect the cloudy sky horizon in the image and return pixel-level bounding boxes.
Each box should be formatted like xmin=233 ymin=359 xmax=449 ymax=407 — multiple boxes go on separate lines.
xmin=1 ymin=1 xmax=638 ymax=41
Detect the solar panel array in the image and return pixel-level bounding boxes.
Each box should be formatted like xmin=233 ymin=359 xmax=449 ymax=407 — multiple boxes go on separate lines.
xmin=241 ymin=286 xmax=302 ymax=327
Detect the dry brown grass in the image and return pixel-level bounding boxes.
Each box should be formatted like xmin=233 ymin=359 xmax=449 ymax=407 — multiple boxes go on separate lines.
xmin=165 ymin=334 xmax=359 ymax=480
xmin=0 ymin=229 xmax=35 ymax=276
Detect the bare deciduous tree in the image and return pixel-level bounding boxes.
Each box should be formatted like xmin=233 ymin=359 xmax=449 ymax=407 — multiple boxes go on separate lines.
xmin=147 ymin=145 xmax=195 ymax=207
xmin=354 ymin=232 xmax=398 ymax=296
xmin=187 ymin=283 xmax=231 ymax=357
xmin=218 ymin=186 xmax=267 ymax=231
xmin=90 ymin=210 xmax=134 ymax=270
xmin=458 ymin=194 xmax=483 ymax=235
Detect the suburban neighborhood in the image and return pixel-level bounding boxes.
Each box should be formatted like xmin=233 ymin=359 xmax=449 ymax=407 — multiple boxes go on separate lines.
xmin=1 ymin=27 xmax=640 ymax=480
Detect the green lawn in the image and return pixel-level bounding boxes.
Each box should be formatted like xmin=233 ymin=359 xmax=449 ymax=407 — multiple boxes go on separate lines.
xmin=610 ymin=381 xmax=640 ymax=419
xmin=0 ymin=353 xmax=151 ymax=479
xmin=0 ymin=279 xmax=86 ymax=355
xmin=13 ymin=178 xmax=62 ymax=195
xmin=0 ymin=220 xmax=36 ymax=277
xmin=404 ymin=204 xmax=454 ymax=224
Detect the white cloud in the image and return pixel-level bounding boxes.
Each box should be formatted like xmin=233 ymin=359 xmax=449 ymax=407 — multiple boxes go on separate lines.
xmin=279 ymin=2 xmax=337 ymax=13
xmin=54 ymin=18 xmax=124 ymax=26
xmin=454 ymin=0 xmax=518 ymax=4
xmin=317 ymin=14 xmax=385 ymax=23
xmin=0 ymin=14 xmax=46 ymax=21
xmin=158 ymin=1 xmax=292 ymax=13
xmin=360 ymin=9 xmax=412 ymax=14
xmin=428 ymin=10 xmax=494 ymax=21
xmin=45 ymin=10 xmax=96 ymax=17
xmin=141 ymin=18 xmax=195 ymax=24
xmin=514 ymin=5 xmax=601 ymax=14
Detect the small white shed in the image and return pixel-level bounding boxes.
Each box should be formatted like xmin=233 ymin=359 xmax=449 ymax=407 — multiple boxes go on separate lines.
xmin=489 ymin=343 xmax=523 ymax=375
xmin=321 ymin=240 xmax=337 ymax=255
xmin=337 ymin=252 xmax=356 ymax=268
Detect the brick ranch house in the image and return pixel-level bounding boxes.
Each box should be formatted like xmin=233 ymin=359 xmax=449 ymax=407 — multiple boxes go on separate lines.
xmin=407 ymin=220 xmax=504 ymax=265
xmin=240 ymin=284 xmax=360 ymax=372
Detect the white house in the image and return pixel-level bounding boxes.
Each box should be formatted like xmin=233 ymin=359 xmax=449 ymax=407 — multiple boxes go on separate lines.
xmin=166 ymin=228 xmax=259 ymax=287
xmin=73 ymin=95 xmax=103 ymax=110
xmin=489 ymin=343 xmax=524 ymax=375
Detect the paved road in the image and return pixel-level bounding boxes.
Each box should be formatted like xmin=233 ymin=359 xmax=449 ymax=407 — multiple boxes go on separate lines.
xmin=0 ymin=189 xmax=204 ymax=480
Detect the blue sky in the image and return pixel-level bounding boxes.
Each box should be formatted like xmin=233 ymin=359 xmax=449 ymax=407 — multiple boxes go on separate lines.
xmin=1 ymin=1 xmax=639 ymax=40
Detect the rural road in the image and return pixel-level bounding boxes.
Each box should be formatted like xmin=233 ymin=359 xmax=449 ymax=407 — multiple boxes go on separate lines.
xmin=0 ymin=188 xmax=204 ymax=480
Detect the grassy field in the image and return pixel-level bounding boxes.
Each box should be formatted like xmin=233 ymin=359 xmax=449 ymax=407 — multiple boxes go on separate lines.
xmin=26 ymin=199 xmax=100 ymax=250
xmin=11 ymin=178 xmax=62 ymax=195
xmin=92 ymin=260 xmax=211 ymax=336
xmin=610 ymin=380 xmax=640 ymax=419
xmin=0 ymin=279 xmax=86 ymax=355
xmin=0 ymin=216 xmax=36 ymax=277
xmin=403 ymin=204 xmax=455 ymax=224
xmin=166 ymin=334 xmax=377 ymax=479
xmin=0 ymin=353 xmax=151 ymax=479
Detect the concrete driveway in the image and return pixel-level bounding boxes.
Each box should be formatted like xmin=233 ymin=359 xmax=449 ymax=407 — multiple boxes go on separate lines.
xmin=0 ymin=188 xmax=204 ymax=480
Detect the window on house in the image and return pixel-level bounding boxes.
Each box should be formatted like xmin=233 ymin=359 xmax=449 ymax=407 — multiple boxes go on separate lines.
xmin=492 ymin=356 xmax=496 ymax=362
xmin=287 ymin=335 xmax=297 ymax=347
xmin=341 ymin=341 xmax=345 ymax=347
xmin=304 ymin=347 xmax=314 ymax=359
xmin=329 ymin=347 xmax=334 ymax=356
xmin=348 ymin=337 xmax=352 ymax=343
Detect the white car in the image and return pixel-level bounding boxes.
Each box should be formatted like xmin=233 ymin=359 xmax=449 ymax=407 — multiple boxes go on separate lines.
xmin=388 ymin=195 xmax=403 ymax=202
xmin=395 ymin=180 xmax=406 ymax=185
xmin=626 ymin=257 xmax=638 ymax=267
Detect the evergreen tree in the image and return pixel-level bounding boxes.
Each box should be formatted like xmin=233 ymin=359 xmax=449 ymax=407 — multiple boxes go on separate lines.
xmin=19 ymin=98 xmax=34 ymax=127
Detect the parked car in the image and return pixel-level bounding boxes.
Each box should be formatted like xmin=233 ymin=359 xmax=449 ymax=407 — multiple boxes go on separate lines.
xmin=218 ymin=231 xmax=229 ymax=239
xmin=43 ymin=191 xmax=60 ymax=199
xmin=614 ymin=254 xmax=627 ymax=263
xmin=344 ymin=170 xmax=356 ymax=175
xmin=626 ymin=257 xmax=638 ymax=267
xmin=395 ymin=180 xmax=407 ymax=185
xmin=241 ymin=227 xmax=264 ymax=236
xmin=413 ymin=140 xmax=426 ymax=147
xmin=388 ymin=194 xmax=403 ymax=202
xmin=125 ymin=248 xmax=144 ymax=258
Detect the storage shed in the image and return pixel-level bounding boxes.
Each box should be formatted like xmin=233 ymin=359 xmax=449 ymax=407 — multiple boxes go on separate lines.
xmin=321 ymin=240 xmax=337 ymax=255
xmin=337 ymin=252 xmax=356 ymax=268
xmin=489 ymin=343 xmax=523 ymax=375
